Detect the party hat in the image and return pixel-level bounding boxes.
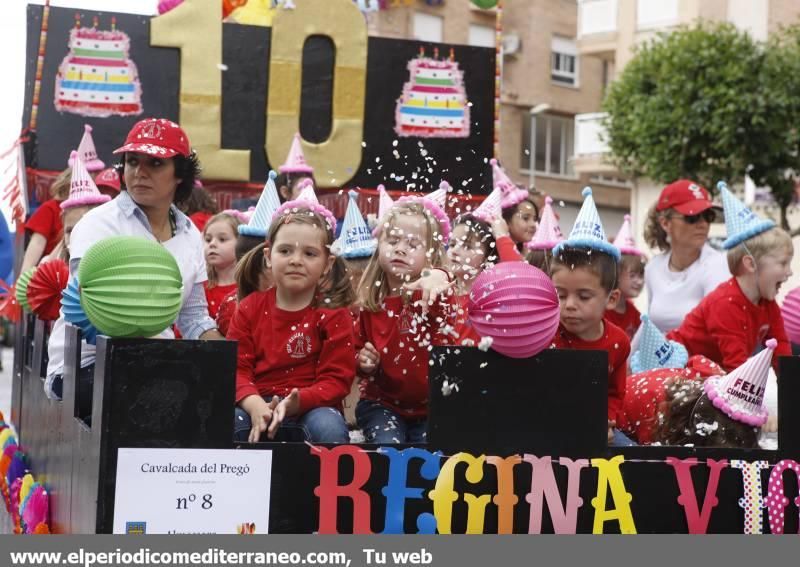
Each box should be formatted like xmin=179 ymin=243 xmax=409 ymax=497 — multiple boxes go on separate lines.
xmin=239 ymin=170 xmax=281 ymax=237
xmin=331 ymin=191 xmax=377 ymax=259
xmin=527 ymin=196 xmax=563 ymax=250
xmin=630 ymin=314 xmax=689 ymax=373
xmin=717 ymin=181 xmax=776 ymax=250
xmin=272 ymin=177 xmax=337 ymax=232
xmin=781 ymin=287 xmax=800 ymax=345
xmin=61 ymin=152 xmax=111 ymax=210
xmin=394 ymin=181 xmax=452 ymax=240
xmin=491 ymin=159 xmax=528 ymax=209
xmin=427 ymin=180 xmax=450 ymax=211
xmin=72 ymin=124 xmax=105 ymax=172
xmin=472 ymin=187 xmax=503 ymax=223
xmin=553 ymin=187 xmax=621 ymax=261
xmin=377 ymin=184 xmax=395 ymax=220
xmin=278 ymin=133 xmax=314 ymax=174
xmin=613 ymin=214 xmax=643 ymax=256
xmin=704 ymin=338 xmax=777 ymax=426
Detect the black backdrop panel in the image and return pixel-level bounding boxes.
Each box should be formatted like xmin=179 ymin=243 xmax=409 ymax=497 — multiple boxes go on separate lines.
xmin=24 ymin=6 xmax=494 ymax=193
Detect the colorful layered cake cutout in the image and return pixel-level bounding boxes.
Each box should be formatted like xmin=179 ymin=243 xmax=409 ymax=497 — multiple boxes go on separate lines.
xmin=54 ymin=17 xmax=143 ymax=118
xmin=395 ymin=48 xmax=470 ymax=138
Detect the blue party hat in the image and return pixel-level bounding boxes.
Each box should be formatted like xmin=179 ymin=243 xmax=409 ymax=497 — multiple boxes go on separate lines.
xmin=61 ymin=277 xmax=98 ymax=345
xmin=239 ymin=171 xmax=281 ymax=237
xmin=717 ymin=181 xmax=776 ymax=249
xmin=553 ymin=187 xmax=620 ymax=261
xmin=630 ymin=314 xmax=688 ymax=373
xmin=332 ymin=191 xmax=377 ymax=259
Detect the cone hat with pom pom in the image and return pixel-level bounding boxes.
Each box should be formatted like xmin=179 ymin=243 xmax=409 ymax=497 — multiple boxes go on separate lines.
xmin=393 ymin=181 xmax=452 ymax=240
xmin=491 ymin=159 xmax=528 ymax=209
xmin=72 ymin=124 xmax=104 ymax=172
xmin=239 ymin=171 xmax=281 ymax=238
xmin=718 ymin=181 xmax=776 ymax=250
xmin=332 ymin=191 xmax=377 ymax=259
xmin=272 ymin=177 xmax=337 ymax=232
xmin=630 ymin=314 xmax=689 ymax=373
xmin=472 ymin=187 xmax=503 ymax=223
xmin=61 ymin=152 xmax=111 ymax=210
xmin=704 ymin=338 xmax=777 ymax=426
xmin=613 ymin=214 xmax=643 ymax=256
xmin=279 ymin=133 xmax=314 ymax=174
xmin=553 ymin=187 xmax=620 ymax=261
xmin=527 ymin=196 xmax=563 ymax=250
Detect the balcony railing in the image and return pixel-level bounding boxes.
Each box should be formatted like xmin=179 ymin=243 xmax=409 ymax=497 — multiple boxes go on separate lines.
xmin=578 ymin=0 xmax=618 ymax=37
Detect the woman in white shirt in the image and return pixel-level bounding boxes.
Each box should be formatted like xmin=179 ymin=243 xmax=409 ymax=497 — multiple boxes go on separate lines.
xmin=46 ymin=118 xmax=223 ymax=418
xmin=643 ymin=179 xmax=730 ymax=333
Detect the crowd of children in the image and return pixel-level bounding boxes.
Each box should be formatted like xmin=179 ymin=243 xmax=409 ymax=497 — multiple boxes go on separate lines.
xmin=24 ymin=120 xmax=798 ymax=449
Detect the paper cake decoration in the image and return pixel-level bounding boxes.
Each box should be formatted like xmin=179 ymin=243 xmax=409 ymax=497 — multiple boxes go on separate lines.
xmin=395 ymin=47 xmax=470 ymax=138
xmin=54 ymin=17 xmax=143 ymax=118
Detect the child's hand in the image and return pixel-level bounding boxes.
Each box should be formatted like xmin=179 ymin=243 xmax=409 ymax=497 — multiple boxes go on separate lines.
xmin=762 ymin=414 xmax=778 ymax=434
xmin=359 ymin=342 xmax=380 ymax=375
xmin=240 ymin=395 xmax=280 ymax=443
xmin=607 ymin=420 xmax=616 ymax=444
xmin=268 ymin=388 xmax=301 ymax=439
xmin=491 ymin=216 xmax=510 ymax=238
xmin=403 ymin=269 xmax=454 ymax=312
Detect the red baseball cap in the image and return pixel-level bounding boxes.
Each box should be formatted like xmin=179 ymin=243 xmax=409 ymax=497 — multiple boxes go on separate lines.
xmin=113 ymin=118 xmax=191 ymax=158
xmin=94 ymin=167 xmax=120 ymax=193
xmin=656 ymin=179 xmax=716 ymax=215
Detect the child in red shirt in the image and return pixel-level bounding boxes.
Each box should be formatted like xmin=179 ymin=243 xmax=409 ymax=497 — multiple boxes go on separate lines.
xmin=19 ymin=169 xmax=71 ymax=274
xmin=607 ymin=215 xmax=647 ymax=339
xmin=227 ymin=200 xmax=357 ymax=444
xmin=203 ymin=212 xmax=241 ymax=319
xmin=356 ymin=197 xmax=456 ymax=444
xmin=668 ymin=226 xmax=793 ymax=372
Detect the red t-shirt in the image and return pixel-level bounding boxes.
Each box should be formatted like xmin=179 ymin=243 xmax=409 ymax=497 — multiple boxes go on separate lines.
xmin=358 ymin=292 xmax=456 ymax=419
xmin=204 ymin=282 xmax=237 ymax=319
xmin=190 ymin=211 xmax=213 ymax=232
xmin=605 ymin=299 xmax=641 ymax=340
xmin=551 ymin=319 xmax=631 ymax=423
xmin=618 ymin=356 xmax=726 ymax=444
xmin=667 ymin=277 xmax=791 ymax=372
xmin=215 ymin=289 xmax=238 ymax=337
xmin=25 ymin=199 xmax=63 ymax=255
xmin=226 ymin=287 xmax=356 ymax=413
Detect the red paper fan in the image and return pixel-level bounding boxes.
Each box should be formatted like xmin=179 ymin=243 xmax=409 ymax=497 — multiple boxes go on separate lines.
xmin=26 ymin=259 xmax=70 ymax=321
xmin=0 ymin=280 xmax=21 ymax=323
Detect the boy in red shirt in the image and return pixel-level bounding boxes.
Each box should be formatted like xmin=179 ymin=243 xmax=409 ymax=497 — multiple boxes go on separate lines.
xmin=607 ymin=215 xmax=647 ymax=339
xmin=550 ymin=188 xmax=633 ymax=446
xmin=668 ymin=183 xmax=793 ymax=372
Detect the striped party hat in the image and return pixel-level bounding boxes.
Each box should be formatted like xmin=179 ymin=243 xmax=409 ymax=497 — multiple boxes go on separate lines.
xmin=527 ymin=196 xmax=563 ymax=250
xmin=630 ymin=314 xmax=689 ymax=373
xmin=332 ymin=191 xmax=377 ymax=259
xmin=239 ymin=170 xmax=281 ymax=237
xmin=613 ymin=214 xmax=643 ymax=256
xmin=472 ymin=187 xmax=503 ymax=223
xmin=73 ymin=124 xmax=105 ymax=172
xmin=718 ymin=181 xmax=776 ymax=250
xmin=61 ymin=151 xmax=111 ymax=210
xmin=553 ymin=187 xmax=620 ymax=261
xmin=279 ymin=133 xmax=314 ymax=174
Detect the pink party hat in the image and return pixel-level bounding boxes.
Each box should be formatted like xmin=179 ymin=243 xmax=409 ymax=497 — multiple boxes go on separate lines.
xmin=491 ymin=159 xmax=528 ymax=209
xmin=704 ymin=338 xmax=777 ymax=426
xmin=392 ymin=181 xmax=453 ymax=240
xmin=377 ymin=184 xmax=395 ymax=220
xmin=61 ymin=151 xmax=111 ymax=210
xmin=613 ymin=214 xmax=643 ymax=256
xmin=272 ymin=177 xmax=337 ymax=232
xmin=527 ymin=196 xmax=563 ymax=250
xmin=781 ymin=287 xmax=800 ymax=345
xmin=472 ymin=187 xmax=503 ymax=223
xmin=72 ymin=125 xmax=105 ymax=172
xmin=278 ymin=133 xmax=314 ymax=174
xmin=426 ymin=180 xmax=451 ymax=210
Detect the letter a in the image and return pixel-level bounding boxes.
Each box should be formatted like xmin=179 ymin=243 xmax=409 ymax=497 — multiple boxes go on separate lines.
xmin=590 ymin=456 xmax=637 ymax=534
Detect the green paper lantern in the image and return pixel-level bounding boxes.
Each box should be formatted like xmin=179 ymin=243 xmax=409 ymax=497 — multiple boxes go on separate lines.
xmin=470 ymin=0 xmax=498 ymax=9
xmin=78 ymin=236 xmax=184 ymax=338
xmin=15 ymin=267 xmax=38 ymax=312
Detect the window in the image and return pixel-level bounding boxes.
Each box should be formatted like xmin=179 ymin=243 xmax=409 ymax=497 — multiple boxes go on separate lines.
xmin=413 ymin=12 xmax=443 ymax=43
xmin=636 ymin=0 xmax=679 ymax=30
xmin=521 ymin=113 xmax=575 ymax=177
xmin=551 ymin=36 xmax=578 ymax=87
xmin=468 ymin=24 xmax=495 ymax=48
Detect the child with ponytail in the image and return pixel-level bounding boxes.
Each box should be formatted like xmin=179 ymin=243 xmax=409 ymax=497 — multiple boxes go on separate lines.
xmin=227 ymin=187 xmax=356 ymax=444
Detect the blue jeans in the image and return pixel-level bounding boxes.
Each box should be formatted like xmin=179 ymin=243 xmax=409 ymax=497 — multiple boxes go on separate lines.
xmin=234 ymin=404 xmax=349 ymax=443
xmin=356 ymin=400 xmax=427 ymax=444
xmin=610 ymin=428 xmax=637 ymax=447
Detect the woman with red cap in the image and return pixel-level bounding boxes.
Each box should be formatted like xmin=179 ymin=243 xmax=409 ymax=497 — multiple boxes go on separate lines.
xmin=642 ymin=179 xmax=730 ymax=333
xmin=45 ymin=118 xmax=223 ymax=416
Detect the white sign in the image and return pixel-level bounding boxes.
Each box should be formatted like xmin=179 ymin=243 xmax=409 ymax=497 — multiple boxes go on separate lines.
xmin=113 ymin=448 xmax=272 ymax=534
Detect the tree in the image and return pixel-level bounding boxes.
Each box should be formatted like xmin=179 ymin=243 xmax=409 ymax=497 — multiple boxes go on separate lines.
xmin=602 ymin=22 xmax=800 ymax=232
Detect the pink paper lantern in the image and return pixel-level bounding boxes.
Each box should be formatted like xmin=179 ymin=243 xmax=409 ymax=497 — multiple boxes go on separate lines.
xmin=781 ymin=287 xmax=800 ymax=345
xmin=468 ymin=262 xmax=560 ymax=358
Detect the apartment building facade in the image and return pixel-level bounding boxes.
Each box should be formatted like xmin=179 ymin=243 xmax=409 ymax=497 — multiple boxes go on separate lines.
xmin=367 ymin=0 xmax=629 ymax=232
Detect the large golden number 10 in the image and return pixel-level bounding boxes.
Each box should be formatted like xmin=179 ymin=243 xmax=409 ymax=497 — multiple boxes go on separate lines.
xmin=151 ymin=0 xmax=367 ymax=186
